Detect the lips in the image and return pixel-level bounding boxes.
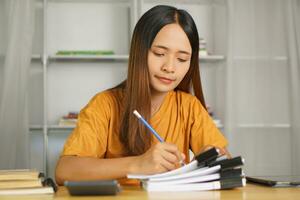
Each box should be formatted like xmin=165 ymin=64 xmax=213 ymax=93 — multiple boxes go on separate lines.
xmin=155 ymin=75 xmax=175 ymax=84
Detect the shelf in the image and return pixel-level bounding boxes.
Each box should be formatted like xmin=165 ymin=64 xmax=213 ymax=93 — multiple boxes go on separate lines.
xmin=48 ymin=54 xmax=129 ymax=61
xmin=47 ymin=54 xmax=225 ymax=62
xmin=199 ymin=55 xmax=225 ymax=61
xmin=48 ymin=0 xmax=132 ymax=4
xmin=232 ymin=56 xmax=288 ymax=61
xmin=45 ymin=55 xmax=289 ymax=63
xmin=48 ymin=125 xmax=76 ymax=130
xmin=237 ymin=124 xmax=291 ymax=128
xmin=144 ymin=0 xmax=217 ymax=5
xmin=31 ymin=54 xmax=42 ymax=61
xmin=29 ymin=125 xmax=44 ymax=130
xmin=2 ymin=54 xmax=42 ymax=61
xmin=29 ymin=125 xmax=75 ymax=131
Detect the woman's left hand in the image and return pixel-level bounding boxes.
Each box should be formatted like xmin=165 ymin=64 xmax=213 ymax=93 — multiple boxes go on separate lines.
xmin=200 ymin=145 xmax=232 ymax=159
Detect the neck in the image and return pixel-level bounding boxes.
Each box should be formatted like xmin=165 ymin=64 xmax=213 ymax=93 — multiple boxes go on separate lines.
xmin=150 ymin=90 xmax=169 ymax=116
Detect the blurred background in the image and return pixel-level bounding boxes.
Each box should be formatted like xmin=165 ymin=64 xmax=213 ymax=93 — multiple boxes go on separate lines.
xmin=0 ymin=0 xmax=299 ymax=180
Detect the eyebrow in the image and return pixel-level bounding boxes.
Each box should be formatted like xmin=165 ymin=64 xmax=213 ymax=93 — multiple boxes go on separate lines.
xmin=153 ymin=45 xmax=191 ymax=55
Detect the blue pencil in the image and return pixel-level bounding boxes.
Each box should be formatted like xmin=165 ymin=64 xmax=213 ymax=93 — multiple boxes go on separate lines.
xmin=133 ymin=110 xmax=164 ymax=142
xmin=133 ymin=110 xmax=185 ymax=166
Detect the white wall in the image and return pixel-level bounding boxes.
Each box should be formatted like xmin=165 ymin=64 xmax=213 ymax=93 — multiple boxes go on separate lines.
xmin=225 ymin=0 xmax=292 ymax=176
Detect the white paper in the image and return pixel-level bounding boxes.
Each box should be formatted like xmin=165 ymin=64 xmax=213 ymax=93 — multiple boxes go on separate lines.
xmin=145 ymin=172 xmax=221 ymax=186
xmin=147 ymin=165 xmax=221 ymax=182
xmin=127 ymin=160 xmax=198 ymax=180
xmin=144 ymin=180 xmax=221 ymax=192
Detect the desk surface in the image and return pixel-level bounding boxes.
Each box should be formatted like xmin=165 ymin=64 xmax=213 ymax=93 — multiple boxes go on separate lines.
xmin=0 ymin=184 xmax=299 ymax=200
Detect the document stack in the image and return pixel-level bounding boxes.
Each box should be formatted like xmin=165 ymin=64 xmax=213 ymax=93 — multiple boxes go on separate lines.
xmin=128 ymin=148 xmax=245 ymax=192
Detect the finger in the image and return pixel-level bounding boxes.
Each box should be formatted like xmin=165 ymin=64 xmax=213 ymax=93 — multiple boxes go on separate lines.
xmin=162 ymin=143 xmax=184 ymax=163
xmin=161 ymin=149 xmax=186 ymax=168
xmin=181 ymin=153 xmax=186 ymax=161
xmin=220 ymin=148 xmax=232 ymax=159
xmin=152 ymin=146 xmax=178 ymax=171
xmin=180 ymin=153 xmax=186 ymax=164
xmin=153 ymin=162 xmax=169 ymax=174
xmin=160 ymin=150 xmax=178 ymax=164
xmin=217 ymin=147 xmax=225 ymax=155
xmin=151 ymin=162 xmax=168 ymax=174
xmin=159 ymin=156 xmax=177 ymax=171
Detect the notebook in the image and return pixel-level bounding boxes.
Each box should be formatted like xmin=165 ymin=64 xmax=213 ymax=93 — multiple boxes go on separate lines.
xmin=128 ymin=148 xmax=246 ymax=192
xmin=0 ymin=169 xmax=56 ymax=195
xmin=0 ymin=187 xmax=54 ymax=195
xmin=246 ymin=175 xmax=300 ymax=187
xmin=0 ymin=169 xmax=41 ymax=181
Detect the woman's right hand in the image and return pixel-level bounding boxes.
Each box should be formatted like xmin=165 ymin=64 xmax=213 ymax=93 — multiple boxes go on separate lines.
xmin=130 ymin=142 xmax=185 ymax=175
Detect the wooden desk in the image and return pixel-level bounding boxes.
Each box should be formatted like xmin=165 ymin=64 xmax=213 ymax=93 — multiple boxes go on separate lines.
xmin=0 ymin=184 xmax=299 ymax=200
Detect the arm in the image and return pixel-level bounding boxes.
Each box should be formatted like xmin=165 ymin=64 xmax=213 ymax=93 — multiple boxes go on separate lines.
xmin=55 ymin=155 xmax=137 ymax=185
xmin=55 ymin=142 xmax=185 ymax=185
xmin=189 ymin=98 xmax=230 ymax=157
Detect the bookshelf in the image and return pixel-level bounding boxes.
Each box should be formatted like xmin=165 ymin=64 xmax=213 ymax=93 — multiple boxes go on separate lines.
xmin=29 ymin=0 xmax=228 ymax=178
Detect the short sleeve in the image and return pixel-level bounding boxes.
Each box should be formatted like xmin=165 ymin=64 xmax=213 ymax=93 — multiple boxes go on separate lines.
xmin=189 ymin=99 xmax=228 ymax=155
xmin=61 ymin=92 xmax=111 ymax=158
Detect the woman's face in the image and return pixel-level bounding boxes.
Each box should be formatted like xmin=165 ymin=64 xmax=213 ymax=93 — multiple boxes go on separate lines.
xmin=148 ymin=23 xmax=192 ymax=96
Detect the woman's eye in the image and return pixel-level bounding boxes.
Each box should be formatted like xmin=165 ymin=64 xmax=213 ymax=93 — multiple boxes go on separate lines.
xmin=153 ymin=52 xmax=164 ymax=57
xmin=178 ymin=58 xmax=188 ymax=62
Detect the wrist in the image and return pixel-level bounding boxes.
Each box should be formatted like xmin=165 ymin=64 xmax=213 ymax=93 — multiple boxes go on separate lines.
xmin=127 ymin=156 xmax=140 ymax=174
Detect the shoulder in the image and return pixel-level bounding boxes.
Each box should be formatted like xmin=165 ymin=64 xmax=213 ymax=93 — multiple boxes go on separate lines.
xmin=83 ymin=88 xmax=124 ymax=115
xmin=171 ymin=90 xmax=206 ymax=116
xmin=89 ymin=88 xmax=124 ymax=105
xmin=172 ymin=90 xmax=202 ymax=106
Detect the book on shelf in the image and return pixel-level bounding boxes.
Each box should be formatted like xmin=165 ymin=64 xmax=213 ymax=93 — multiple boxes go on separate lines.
xmin=0 ymin=169 xmax=56 ymax=195
xmin=213 ymin=119 xmax=223 ymax=128
xmin=58 ymin=112 xmax=78 ymax=127
xmin=127 ymin=148 xmax=245 ymax=192
xmin=56 ymin=50 xmax=114 ymax=56
xmin=58 ymin=118 xmax=77 ymax=126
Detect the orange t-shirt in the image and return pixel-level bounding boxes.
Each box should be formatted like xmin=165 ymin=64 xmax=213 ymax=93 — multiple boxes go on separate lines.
xmin=61 ymin=88 xmax=228 ymax=184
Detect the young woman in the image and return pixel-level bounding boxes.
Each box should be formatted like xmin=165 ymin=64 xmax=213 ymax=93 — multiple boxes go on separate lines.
xmin=55 ymin=5 xmax=229 ymax=185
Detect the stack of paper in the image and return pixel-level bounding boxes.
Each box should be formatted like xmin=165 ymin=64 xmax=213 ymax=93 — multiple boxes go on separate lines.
xmin=128 ymin=148 xmax=245 ymax=192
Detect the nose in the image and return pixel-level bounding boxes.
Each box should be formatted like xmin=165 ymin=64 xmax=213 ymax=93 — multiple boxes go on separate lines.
xmin=161 ymin=56 xmax=175 ymax=73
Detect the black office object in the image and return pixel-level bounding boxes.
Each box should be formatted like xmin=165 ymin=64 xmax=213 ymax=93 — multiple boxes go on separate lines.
xmin=208 ymin=156 xmax=244 ymax=170
xmin=64 ymin=180 xmax=121 ymax=195
xmin=43 ymin=178 xmax=58 ymax=192
xmin=246 ymin=176 xmax=300 ymax=187
xmin=220 ymin=168 xmax=243 ymax=180
xmin=195 ymin=147 xmax=219 ymax=167
xmin=220 ymin=177 xmax=246 ymax=189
